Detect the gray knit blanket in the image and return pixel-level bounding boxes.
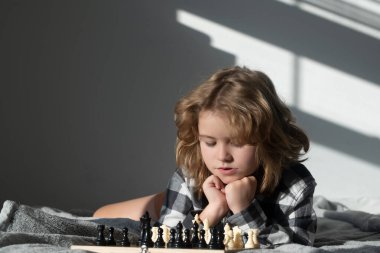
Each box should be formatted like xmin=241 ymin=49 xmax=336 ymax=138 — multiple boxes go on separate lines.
xmin=1 ymin=196 xmax=380 ymax=252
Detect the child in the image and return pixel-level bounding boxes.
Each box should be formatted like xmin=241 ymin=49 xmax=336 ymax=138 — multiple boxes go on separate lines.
xmin=158 ymin=66 xmax=316 ymax=247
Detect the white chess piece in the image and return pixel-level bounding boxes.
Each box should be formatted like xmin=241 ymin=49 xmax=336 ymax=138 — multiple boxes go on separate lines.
xmin=223 ymin=223 xmax=234 ymax=250
xmin=252 ymin=228 xmax=260 ymax=249
xmin=193 ymin=214 xmax=201 ymax=224
xmin=244 ymin=229 xmax=254 ymax=248
xmin=232 ymin=226 xmax=244 ymax=249
xmin=160 ymin=224 xmax=170 ymax=246
xmin=244 ymin=228 xmax=260 ymax=249
xmin=203 ymin=218 xmax=211 ymax=244
xmin=151 ymin=226 xmax=158 ymax=243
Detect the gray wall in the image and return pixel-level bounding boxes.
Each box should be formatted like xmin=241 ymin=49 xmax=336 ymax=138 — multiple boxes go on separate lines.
xmin=1 ymin=0 xmax=379 ymax=212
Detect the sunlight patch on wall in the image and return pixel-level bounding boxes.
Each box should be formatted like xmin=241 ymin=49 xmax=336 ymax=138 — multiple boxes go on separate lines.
xmin=176 ymin=10 xmax=296 ymax=105
xmin=299 ymin=57 xmax=380 ymax=139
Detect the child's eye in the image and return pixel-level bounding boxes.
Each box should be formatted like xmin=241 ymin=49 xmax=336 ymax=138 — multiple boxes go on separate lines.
xmin=205 ymin=142 xmax=216 ymax=147
xmin=230 ymin=140 xmax=244 ymax=147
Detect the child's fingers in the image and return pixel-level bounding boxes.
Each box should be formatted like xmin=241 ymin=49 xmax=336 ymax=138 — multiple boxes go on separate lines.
xmin=203 ymin=175 xmax=225 ymax=191
xmin=212 ymin=175 xmax=225 ymax=190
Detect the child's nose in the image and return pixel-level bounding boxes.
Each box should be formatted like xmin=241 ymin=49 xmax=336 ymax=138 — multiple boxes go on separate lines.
xmin=217 ymin=144 xmax=232 ymax=162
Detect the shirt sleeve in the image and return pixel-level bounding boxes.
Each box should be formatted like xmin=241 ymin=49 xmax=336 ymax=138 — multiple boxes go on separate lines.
xmin=226 ymin=180 xmax=317 ymax=246
xmin=158 ymin=169 xmax=196 ymax=228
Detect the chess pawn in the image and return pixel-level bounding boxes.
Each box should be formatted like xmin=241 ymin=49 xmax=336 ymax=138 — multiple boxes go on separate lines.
xmin=121 ymin=227 xmax=130 ymax=247
xmin=244 ymin=229 xmax=260 ymax=249
xmin=107 ymin=227 xmax=116 ymax=246
xmin=154 ymin=227 xmax=165 ymax=248
xmin=244 ymin=230 xmax=254 ymax=249
xmin=96 ymin=224 xmax=106 ymax=246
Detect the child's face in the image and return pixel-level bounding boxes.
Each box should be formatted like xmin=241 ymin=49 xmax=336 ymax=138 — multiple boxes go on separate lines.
xmin=198 ymin=110 xmax=259 ymax=185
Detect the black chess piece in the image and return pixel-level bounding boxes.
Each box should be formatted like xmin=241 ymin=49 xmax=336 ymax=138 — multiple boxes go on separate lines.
xmin=196 ymin=229 xmax=207 ymax=248
xmin=154 ymin=227 xmax=165 ymax=248
xmin=96 ymin=224 xmax=106 ymax=246
xmin=217 ymin=227 xmax=225 ymax=249
xmin=209 ymin=227 xmax=223 ymax=249
xmin=139 ymin=212 xmax=149 ymax=245
xmin=120 ymin=227 xmax=130 ymax=247
xmin=191 ymin=221 xmax=200 ymax=247
xmin=243 ymin=232 xmax=248 ymax=244
xmin=106 ymin=227 xmax=116 ymax=246
xmin=174 ymin=221 xmax=185 ymax=248
xmin=139 ymin=212 xmax=153 ymax=247
xmin=183 ymin=228 xmax=192 ymax=248
xmin=167 ymin=228 xmax=176 ymax=248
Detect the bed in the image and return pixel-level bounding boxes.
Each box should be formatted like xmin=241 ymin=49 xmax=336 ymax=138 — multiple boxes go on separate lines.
xmin=1 ymin=196 xmax=380 ymax=252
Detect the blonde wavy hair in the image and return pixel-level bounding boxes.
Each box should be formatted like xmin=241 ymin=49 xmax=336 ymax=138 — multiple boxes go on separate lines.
xmin=175 ymin=66 xmax=309 ymax=197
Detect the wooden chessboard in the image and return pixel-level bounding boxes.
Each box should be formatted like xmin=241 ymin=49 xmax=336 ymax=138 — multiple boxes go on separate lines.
xmin=71 ymin=245 xmax=226 ymax=252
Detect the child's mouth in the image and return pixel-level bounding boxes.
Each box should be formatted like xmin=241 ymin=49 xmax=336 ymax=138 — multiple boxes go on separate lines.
xmin=218 ymin=167 xmax=237 ymax=175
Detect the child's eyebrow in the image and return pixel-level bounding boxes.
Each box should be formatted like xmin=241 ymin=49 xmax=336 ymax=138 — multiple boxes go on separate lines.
xmin=198 ymin=135 xmax=215 ymax=139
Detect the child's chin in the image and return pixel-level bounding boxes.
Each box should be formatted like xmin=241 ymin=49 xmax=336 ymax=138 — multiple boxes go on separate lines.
xmin=221 ymin=176 xmax=243 ymax=185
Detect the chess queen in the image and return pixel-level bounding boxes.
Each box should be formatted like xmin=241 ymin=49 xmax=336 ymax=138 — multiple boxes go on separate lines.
xmin=94 ymin=66 xmax=317 ymax=247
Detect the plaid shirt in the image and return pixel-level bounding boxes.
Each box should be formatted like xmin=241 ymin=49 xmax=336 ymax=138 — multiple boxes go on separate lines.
xmin=158 ymin=163 xmax=317 ymax=246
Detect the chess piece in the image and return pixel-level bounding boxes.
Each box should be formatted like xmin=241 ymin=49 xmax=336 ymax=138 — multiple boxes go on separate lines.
xmin=174 ymin=221 xmax=185 ymax=248
xmin=140 ymin=212 xmax=153 ymax=247
xmin=243 ymin=232 xmax=248 ymax=245
xmin=193 ymin=213 xmax=201 ymax=225
xmin=252 ymin=229 xmax=260 ymax=249
xmin=217 ymin=227 xmax=225 ymax=249
xmin=140 ymin=245 xmax=149 ymax=253
xmin=191 ymin=220 xmax=200 ymax=247
xmin=183 ymin=228 xmax=192 ymax=248
xmin=242 ymin=229 xmax=260 ymax=249
xmin=151 ymin=226 xmax=158 ymax=243
xmin=154 ymin=227 xmax=165 ymax=248
xmin=208 ymin=227 xmax=223 ymax=249
xmin=167 ymin=228 xmax=176 ymax=248
xmin=160 ymin=224 xmax=170 ymax=246
xmin=107 ymin=227 xmax=116 ymax=246
xmin=96 ymin=224 xmax=106 ymax=246
xmin=232 ymin=226 xmax=244 ymax=249
xmin=203 ymin=218 xmax=211 ymax=244
xmin=121 ymin=227 xmax=130 ymax=247
xmin=196 ymin=229 xmax=207 ymax=248
xmin=244 ymin=230 xmax=254 ymax=249
xmin=223 ymin=223 xmax=234 ymax=250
